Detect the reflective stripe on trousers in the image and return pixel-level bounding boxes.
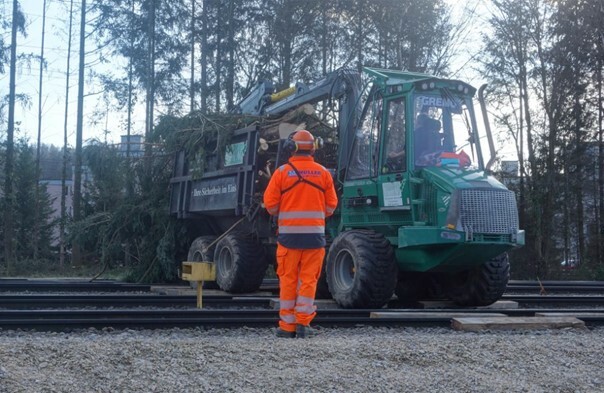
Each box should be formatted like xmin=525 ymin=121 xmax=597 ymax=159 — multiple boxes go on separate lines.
xmin=276 ymin=244 xmax=325 ymax=332
xmin=294 ymin=295 xmax=316 ymax=315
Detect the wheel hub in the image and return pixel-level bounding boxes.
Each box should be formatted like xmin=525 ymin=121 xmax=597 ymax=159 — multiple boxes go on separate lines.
xmin=217 ymin=248 xmax=233 ymax=279
xmin=334 ymin=250 xmax=355 ymax=290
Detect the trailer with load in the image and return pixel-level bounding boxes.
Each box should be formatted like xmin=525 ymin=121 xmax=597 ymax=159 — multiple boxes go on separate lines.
xmin=169 ymin=67 xmax=525 ymax=308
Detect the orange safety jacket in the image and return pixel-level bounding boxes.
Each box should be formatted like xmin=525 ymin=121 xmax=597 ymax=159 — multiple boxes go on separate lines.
xmin=264 ymin=155 xmax=338 ymax=249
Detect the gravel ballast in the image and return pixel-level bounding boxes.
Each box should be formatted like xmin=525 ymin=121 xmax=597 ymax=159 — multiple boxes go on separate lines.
xmin=1 ymin=326 xmax=603 ymax=392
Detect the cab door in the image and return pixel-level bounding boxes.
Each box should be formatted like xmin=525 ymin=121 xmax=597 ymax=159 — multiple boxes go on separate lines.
xmin=378 ymin=97 xmax=412 ymax=212
xmin=340 ymin=93 xmax=382 ymax=227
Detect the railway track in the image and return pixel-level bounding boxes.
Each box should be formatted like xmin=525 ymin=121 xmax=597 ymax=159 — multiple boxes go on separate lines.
xmin=1 ymin=307 xmax=603 ymax=330
xmin=2 ymin=278 xmax=604 ymax=293
xmin=0 ymin=294 xmax=270 ymax=308
xmin=506 ymin=280 xmax=604 ymax=293
xmin=2 ymin=292 xmax=604 ymax=309
xmin=1 ymin=279 xmax=603 ymax=331
xmin=0 ymin=279 xmax=152 ymax=292
xmin=0 ymin=296 xmax=603 ymax=330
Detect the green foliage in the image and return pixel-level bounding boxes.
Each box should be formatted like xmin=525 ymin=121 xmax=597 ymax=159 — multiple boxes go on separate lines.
xmin=7 ymin=257 xmax=132 ymax=279
xmin=0 ymin=0 xmax=27 ymax=74
xmin=155 ymin=111 xmax=259 ymax=178
xmin=480 ymin=0 xmax=604 ymax=276
xmin=0 ymin=139 xmax=57 ymax=275
xmin=92 ymin=0 xmax=191 ymax=112
xmin=91 ymin=0 xmax=455 ymax=118
xmin=39 ymin=144 xmax=71 ymax=180
xmin=68 ymin=111 xmax=256 ymax=282
xmin=594 ymin=265 xmax=604 ymax=281
xmin=13 ymin=140 xmax=57 ymax=260
xmin=66 ymin=135 xmax=192 ymax=283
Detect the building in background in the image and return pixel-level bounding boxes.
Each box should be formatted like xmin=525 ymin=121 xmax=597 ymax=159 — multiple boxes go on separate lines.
xmin=119 ymin=135 xmax=144 ymax=157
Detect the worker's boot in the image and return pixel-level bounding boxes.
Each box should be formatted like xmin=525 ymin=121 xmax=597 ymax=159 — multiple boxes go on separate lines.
xmin=275 ymin=328 xmax=296 ymax=338
xmin=295 ymin=324 xmax=318 ymax=339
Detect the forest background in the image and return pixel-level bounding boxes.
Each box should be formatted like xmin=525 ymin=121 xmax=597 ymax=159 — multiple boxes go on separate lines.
xmin=0 ymin=0 xmax=603 ymax=282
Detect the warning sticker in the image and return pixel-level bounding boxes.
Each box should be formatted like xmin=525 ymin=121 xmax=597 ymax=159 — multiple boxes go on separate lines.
xmin=382 ymin=181 xmax=403 ymax=207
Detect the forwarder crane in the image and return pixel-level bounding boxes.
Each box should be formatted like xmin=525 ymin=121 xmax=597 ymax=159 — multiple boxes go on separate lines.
xmin=170 ymin=67 xmax=524 ymax=308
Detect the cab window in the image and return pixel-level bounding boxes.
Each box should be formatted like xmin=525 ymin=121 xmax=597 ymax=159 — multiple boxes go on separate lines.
xmin=382 ymin=98 xmax=406 ymax=173
xmin=347 ymin=97 xmax=381 ymax=180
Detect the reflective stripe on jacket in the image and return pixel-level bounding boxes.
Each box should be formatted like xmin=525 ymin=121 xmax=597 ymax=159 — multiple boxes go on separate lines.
xmin=263 ymin=155 xmax=338 ymax=249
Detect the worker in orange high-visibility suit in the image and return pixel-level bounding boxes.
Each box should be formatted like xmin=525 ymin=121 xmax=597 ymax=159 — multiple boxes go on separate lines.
xmin=263 ymin=130 xmax=338 ymax=339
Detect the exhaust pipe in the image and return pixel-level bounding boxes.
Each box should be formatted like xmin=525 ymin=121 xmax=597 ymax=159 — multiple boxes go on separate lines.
xmin=478 ymin=84 xmax=497 ymax=171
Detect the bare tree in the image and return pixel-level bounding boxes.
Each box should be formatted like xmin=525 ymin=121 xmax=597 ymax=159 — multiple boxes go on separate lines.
xmin=72 ymin=0 xmax=87 ymax=267
xmin=144 ymin=0 xmax=156 ymax=160
xmin=34 ymin=0 xmax=48 ymax=260
xmin=190 ymin=0 xmax=196 ymax=112
xmin=3 ymin=0 xmax=25 ymax=273
xmin=60 ymin=0 xmax=75 ymax=267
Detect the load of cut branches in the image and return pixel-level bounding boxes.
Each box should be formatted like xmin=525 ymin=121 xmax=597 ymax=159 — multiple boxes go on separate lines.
xmin=156 ymin=104 xmax=338 ymax=169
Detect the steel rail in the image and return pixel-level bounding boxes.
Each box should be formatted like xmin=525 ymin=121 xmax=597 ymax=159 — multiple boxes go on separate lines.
xmin=0 ymin=279 xmax=151 ymax=292
xmin=2 ymin=279 xmax=603 ymax=293
xmin=1 ymin=307 xmax=602 ymax=319
xmin=0 ymin=294 xmax=271 ymax=308
xmin=3 ymin=293 xmax=604 ymax=309
xmin=506 ymin=285 xmax=604 ymax=293
xmin=508 ymin=280 xmax=604 ymax=286
xmin=1 ymin=308 xmax=603 ymax=331
xmin=501 ymin=295 xmax=604 ymax=305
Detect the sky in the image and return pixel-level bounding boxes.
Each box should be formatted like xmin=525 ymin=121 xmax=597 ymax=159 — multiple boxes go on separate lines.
xmin=3 ymin=0 xmax=512 ymax=160
xmin=3 ymin=0 xmax=145 ymax=149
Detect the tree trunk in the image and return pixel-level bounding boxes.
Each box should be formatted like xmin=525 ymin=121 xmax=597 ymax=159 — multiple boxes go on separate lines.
xmin=72 ymin=0 xmax=87 ymax=267
xmin=127 ymin=0 xmax=135 ymax=160
xmin=598 ymin=54 xmax=603 ymax=266
xmin=4 ymin=0 xmax=20 ymax=273
xmin=214 ymin=1 xmax=222 ymax=112
xmin=33 ymin=0 xmax=48 ymax=260
xmin=190 ymin=0 xmax=196 ymax=112
xmin=355 ymin=0 xmax=364 ymax=72
xmin=200 ymin=0 xmax=208 ymax=113
xmin=534 ymin=12 xmax=555 ymax=278
xmin=574 ymin=83 xmax=585 ymax=263
xmin=225 ymin=0 xmax=235 ymax=111
xmin=145 ymin=0 xmax=156 ymax=161
xmin=60 ymin=0 xmax=75 ymax=268
xmin=321 ymin=6 xmax=327 ymax=75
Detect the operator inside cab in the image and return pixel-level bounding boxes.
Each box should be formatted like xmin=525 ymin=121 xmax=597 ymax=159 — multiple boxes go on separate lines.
xmin=414 ymin=108 xmax=443 ymax=166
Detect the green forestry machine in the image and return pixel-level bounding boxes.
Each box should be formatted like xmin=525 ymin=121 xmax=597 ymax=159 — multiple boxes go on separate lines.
xmin=169 ymin=67 xmax=524 ymax=308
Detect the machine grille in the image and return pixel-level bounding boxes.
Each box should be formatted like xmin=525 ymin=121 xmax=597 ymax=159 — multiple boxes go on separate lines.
xmin=459 ymin=188 xmax=519 ymax=234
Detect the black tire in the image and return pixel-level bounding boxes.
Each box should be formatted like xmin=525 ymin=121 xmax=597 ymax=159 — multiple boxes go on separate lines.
xmin=213 ymin=233 xmax=268 ymax=293
xmin=395 ymin=272 xmax=447 ymax=303
xmin=326 ymin=230 xmax=397 ymax=308
xmin=395 ymin=272 xmax=429 ymax=303
xmin=444 ymin=253 xmax=510 ymax=307
xmin=187 ymin=236 xmax=219 ymax=289
xmin=315 ymin=261 xmax=331 ymax=299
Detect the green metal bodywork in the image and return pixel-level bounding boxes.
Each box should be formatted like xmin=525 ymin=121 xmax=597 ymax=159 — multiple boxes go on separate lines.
xmin=326 ymin=67 xmax=524 ymax=274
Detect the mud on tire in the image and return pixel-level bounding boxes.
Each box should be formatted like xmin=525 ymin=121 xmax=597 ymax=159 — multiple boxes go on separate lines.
xmin=326 ymin=230 xmax=397 ymax=308
xmin=213 ymin=233 xmax=268 ymax=293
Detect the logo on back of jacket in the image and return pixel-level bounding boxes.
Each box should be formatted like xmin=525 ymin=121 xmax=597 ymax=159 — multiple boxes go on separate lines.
xmin=287 ymin=170 xmax=321 ymax=177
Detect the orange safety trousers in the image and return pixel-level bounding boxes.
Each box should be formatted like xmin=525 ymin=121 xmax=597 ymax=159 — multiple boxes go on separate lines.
xmin=275 ymin=243 xmax=325 ymax=332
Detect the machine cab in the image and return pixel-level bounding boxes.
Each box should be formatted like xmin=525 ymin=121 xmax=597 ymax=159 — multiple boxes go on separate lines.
xmin=355 ymin=69 xmax=483 ymax=176
xmin=348 ymin=69 xmax=483 ymax=177
xmin=342 ymin=68 xmax=485 ymax=223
